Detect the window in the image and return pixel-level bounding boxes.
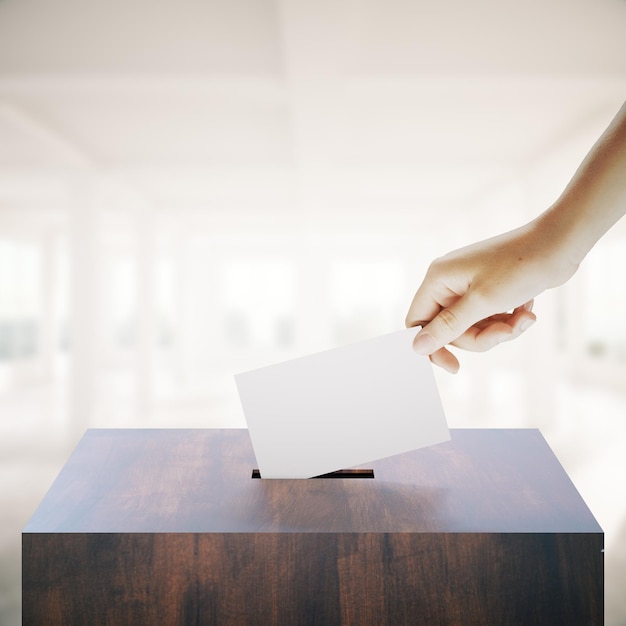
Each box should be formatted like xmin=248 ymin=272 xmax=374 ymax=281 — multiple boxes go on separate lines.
xmin=331 ymin=259 xmax=405 ymax=344
xmin=220 ymin=259 xmax=295 ymax=350
xmin=0 ymin=239 xmax=42 ymax=361
xmin=104 ymin=252 xmax=136 ymax=352
xmin=582 ymin=240 xmax=626 ymax=362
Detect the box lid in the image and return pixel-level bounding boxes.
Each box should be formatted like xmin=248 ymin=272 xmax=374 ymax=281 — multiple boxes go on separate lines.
xmin=23 ymin=428 xmax=602 ymax=534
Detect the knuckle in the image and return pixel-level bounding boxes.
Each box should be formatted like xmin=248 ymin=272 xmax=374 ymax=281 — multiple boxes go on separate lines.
xmin=435 ymin=307 xmax=460 ymax=332
xmin=427 ymin=256 xmax=448 ymax=277
xmin=466 ymin=285 xmax=495 ymax=315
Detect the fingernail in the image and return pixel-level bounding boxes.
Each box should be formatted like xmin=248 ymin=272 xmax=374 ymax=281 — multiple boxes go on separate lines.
xmin=413 ymin=332 xmax=437 ymax=355
xmin=520 ymin=318 xmax=536 ymax=332
xmin=495 ymin=332 xmax=512 ymax=346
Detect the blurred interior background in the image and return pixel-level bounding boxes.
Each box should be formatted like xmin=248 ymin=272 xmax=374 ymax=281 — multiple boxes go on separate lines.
xmin=1 ymin=0 xmax=626 ymax=623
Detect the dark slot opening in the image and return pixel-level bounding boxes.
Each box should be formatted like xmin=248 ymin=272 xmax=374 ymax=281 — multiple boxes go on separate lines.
xmin=251 ymin=468 xmax=374 ymax=479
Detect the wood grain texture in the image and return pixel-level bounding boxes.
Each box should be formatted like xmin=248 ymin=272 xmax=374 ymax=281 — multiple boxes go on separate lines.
xmin=23 ymin=532 xmax=603 ymax=625
xmin=22 ymin=429 xmax=604 ymax=624
xmin=23 ymin=428 xmax=602 ymax=534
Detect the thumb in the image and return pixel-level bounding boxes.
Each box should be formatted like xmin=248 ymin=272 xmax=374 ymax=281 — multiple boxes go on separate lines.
xmin=411 ymin=296 xmax=482 ymax=355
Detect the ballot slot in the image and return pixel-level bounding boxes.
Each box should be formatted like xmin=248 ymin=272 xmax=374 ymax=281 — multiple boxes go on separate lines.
xmin=251 ymin=468 xmax=375 ymax=479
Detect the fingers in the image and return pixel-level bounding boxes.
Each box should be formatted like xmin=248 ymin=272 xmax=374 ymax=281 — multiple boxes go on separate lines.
xmin=405 ymin=275 xmax=445 ymax=330
xmin=411 ymin=293 xmax=485 ymax=356
xmin=453 ymin=320 xmax=514 ymax=352
xmin=410 ymin=299 xmax=537 ymax=373
xmin=452 ymin=306 xmax=536 ymax=352
xmin=428 ymin=347 xmax=460 ymax=374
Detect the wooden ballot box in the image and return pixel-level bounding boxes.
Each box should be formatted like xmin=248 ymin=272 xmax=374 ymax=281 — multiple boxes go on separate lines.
xmin=22 ymin=429 xmax=603 ymax=625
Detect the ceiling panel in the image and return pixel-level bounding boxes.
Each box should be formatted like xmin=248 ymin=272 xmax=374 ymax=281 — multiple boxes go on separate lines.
xmin=0 ymin=0 xmax=624 ymax=215
xmin=346 ymin=0 xmax=626 ymax=75
xmin=0 ymin=0 xmax=283 ymax=75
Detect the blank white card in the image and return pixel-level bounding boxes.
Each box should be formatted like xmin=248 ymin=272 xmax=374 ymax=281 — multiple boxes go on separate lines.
xmin=235 ymin=327 xmax=450 ymax=478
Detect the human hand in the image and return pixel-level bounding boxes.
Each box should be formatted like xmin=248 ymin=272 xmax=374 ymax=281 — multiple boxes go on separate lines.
xmin=406 ymin=102 xmax=626 ymax=372
xmin=405 ymin=219 xmax=578 ymax=372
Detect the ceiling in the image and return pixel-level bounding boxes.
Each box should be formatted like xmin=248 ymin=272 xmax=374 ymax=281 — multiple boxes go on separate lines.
xmin=0 ymin=0 xmax=625 ymax=222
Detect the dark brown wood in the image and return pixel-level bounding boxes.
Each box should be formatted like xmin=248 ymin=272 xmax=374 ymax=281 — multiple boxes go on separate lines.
xmin=23 ymin=429 xmax=603 ymax=625
xmin=22 ymin=428 xmax=603 ymax=534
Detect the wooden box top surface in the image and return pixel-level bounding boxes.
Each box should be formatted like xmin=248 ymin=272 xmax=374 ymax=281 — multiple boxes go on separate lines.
xmin=23 ymin=428 xmax=601 ymax=534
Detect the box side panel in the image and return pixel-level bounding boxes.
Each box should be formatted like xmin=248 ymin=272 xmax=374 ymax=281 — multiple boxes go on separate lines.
xmin=336 ymin=532 xmax=603 ymax=625
xmin=22 ymin=531 xmax=603 ymax=625
xmin=22 ymin=533 xmax=342 ymax=626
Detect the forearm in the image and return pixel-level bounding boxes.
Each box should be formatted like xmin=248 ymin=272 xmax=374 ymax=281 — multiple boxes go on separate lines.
xmin=536 ymin=101 xmax=626 ymax=268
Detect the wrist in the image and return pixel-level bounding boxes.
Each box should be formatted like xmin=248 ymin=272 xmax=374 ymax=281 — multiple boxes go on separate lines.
xmin=526 ymin=204 xmax=584 ymax=288
xmin=537 ymin=102 xmax=626 ymax=266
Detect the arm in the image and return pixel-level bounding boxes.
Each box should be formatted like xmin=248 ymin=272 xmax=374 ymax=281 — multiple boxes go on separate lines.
xmin=406 ymin=101 xmax=626 ymax=373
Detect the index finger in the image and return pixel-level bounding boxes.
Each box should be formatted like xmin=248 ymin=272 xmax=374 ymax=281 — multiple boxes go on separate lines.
xmin=405 ymin=276 xmax=442 ymax=328
xmin=405 ymin=272 xmax=460 ymax=328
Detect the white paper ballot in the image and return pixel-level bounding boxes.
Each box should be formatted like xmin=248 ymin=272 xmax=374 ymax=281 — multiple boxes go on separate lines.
xmin=235 ymin=327 xmax=450 ymax=478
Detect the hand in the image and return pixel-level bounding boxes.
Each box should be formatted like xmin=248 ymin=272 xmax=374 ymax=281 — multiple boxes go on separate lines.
xmin=405 ymin=219 xmax=578 ymax=373
xmin=406 ymin=102 xmax=625 ymax=373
